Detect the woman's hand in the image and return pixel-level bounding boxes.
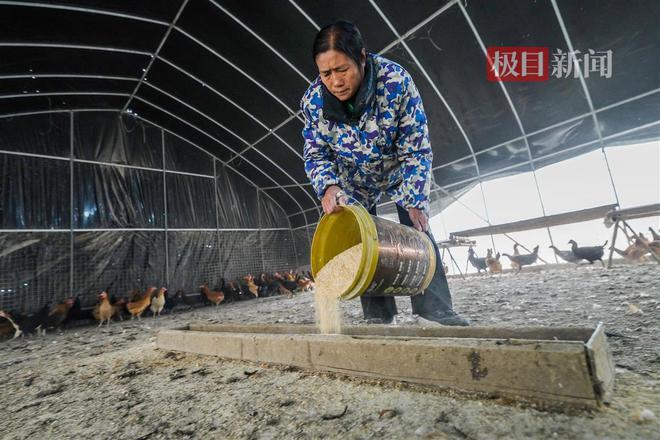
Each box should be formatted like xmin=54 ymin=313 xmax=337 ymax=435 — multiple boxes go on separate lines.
xmin=321 ymin=185 xmax=347 ymax=214
xmin=408 ymin=208 xmax=429 ymax=232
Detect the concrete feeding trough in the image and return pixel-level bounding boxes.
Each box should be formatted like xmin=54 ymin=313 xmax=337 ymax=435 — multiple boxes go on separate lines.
xmin=157 ymin=323 xmax=614 ymax=409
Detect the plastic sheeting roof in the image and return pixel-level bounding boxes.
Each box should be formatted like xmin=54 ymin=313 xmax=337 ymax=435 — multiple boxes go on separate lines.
xmin=1 ymin=0 xmax=659 ymax=227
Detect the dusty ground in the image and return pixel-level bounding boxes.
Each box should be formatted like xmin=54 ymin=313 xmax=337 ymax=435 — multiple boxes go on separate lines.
xmin=0 ymin=262 xmax=658 ymax=439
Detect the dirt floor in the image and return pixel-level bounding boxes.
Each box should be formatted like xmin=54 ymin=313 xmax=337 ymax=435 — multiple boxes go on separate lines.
xmin=0 ymin=262 xmax=658 ymax=439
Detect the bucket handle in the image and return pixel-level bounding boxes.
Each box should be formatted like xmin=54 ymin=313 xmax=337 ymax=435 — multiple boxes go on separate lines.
xmin=335 ymin=190 xmax=367 ymax=211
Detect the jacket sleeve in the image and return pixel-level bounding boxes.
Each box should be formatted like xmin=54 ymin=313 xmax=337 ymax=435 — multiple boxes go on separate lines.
xmin=302 ymin=99 xmax=339 ymax=199
xmin=395 ymin=73 xmax=433 ymax=211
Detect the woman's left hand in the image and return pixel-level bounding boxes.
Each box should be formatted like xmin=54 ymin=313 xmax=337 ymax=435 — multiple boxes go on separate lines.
xmin=408 ymin=208 xmax=429 ymax=232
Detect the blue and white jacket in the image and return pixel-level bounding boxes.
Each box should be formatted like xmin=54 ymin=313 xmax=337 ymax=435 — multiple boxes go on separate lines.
xmin=301 ymin=53 xmax=432 ymax=211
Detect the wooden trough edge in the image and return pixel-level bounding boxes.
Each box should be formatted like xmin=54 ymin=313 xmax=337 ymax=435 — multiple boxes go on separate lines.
xmin=157 ymin=323 xmax=615 ymax=410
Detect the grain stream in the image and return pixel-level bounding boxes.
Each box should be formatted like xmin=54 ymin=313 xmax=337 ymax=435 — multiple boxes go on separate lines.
xmin=314 ymin=243 xmax=363 ymax=334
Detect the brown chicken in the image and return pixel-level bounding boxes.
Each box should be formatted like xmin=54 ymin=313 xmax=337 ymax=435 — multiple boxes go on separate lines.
xmin=45 ymin=298 xmax=75 ymax=332
xmin=485 ymin=249 xmax=502 ymax=274
xmin=200 ymin=284 xmax=225 ymax=306
xmin=150 ymin=287 xmax=167 ymax=317
xmin=297 ymin=277 xmax=314 ymax=292
xmin=127 ymin=287 xmax=155 ymax=320
xmin=284 ymin=270 xmax=296 ymax=282
xmin=243 ymin=275 xmax=259 ymax=298
xmin=93 ymin=291 xmax=114 ymax=326
xmin=0 ymin=310 xmax=22 ymax=339
xmin=611 ymin=236 xmax=650 ymax=262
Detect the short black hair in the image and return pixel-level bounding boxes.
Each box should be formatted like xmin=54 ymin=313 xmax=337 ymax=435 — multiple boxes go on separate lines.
xmin=312 ymin=20 xmax=365 ymax=67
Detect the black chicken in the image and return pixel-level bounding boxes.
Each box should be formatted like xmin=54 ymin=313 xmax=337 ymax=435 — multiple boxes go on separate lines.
xmin=568 ymin=240 xmax=607 ymax=266
xmin=467 ymin=247 xmax=488 ymax=273
xmin=17 ymin=302 xmax=52 ymax=336
xmin=219 ymin=278 xmax=237 ymax=303
xmin=64 ymin=296 xmax=95 ymax=327
xmin=549 ymin=245 xmax=583 ymax=263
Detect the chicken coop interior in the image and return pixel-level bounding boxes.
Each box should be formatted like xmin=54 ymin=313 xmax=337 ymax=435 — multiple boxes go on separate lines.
xmin=0 ymin=0 xmax=658 ymax=310
xmin=1 ymin=1 xmax=660 ymax=439
xmin=0 ymin=1 xmax=660 ymax=300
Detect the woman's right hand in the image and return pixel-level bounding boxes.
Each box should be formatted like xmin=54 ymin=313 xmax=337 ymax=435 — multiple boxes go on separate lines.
xmin=321 ymin=185 xmax=347 ymax=214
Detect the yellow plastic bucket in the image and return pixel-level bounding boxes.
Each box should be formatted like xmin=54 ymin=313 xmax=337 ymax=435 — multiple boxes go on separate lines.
xmin=310 ymin=205 xmax=436 ymax=300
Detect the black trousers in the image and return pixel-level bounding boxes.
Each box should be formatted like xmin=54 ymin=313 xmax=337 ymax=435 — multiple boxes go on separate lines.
xmin=359 ymin=204 xmax=454 ymax=320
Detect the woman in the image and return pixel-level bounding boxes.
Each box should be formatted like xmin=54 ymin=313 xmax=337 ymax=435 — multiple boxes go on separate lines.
xmin=301 ymin=20 xmax=468 ymax=326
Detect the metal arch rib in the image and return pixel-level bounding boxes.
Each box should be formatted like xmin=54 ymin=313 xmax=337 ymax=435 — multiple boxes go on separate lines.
xmin=379 ymin=0 xmax=459 ymax=54
xmin=0 ymin=40 xmax=303 ymax=159
xmin=0 ymin=1 xmax=170 ymax=25
xmin=550 ymin=0 xmax=621 ymax=206
xmin=458 ymin=1 xmax=552 ymax=245
xmin=0 ymin=73 xmax=138 ymax=82
xmin=0 ymin=69 xmax=310 ymax=196
xmin=0 ymin=91 xmax=130 ymax=100
xmin=0 ymin=106 xmax=294 ymax=228
xmin=0 ymin=42 xmax=151 ymax=56
xmin=122 ymin=0 xmax=189 ymax=112
xmin=174 ymin=26 xmax=300 ymax=120
xmin=136 ymin=83 xmax=318 ymax=210
xmin=206 ymin=0 xmax=311 ymax=84
xmin=0 ymin=67 xmax=318 ymax=213
xmin=367 ymin=0 xmax=495 ymax=231
xmin=288 ymin=0 xmax=320 ymax=31
xmin=431 ymin=86 xmax=660 ymax=172
xmin=0 ymin=0 xmax=308 ymax=119
xmin=0 ymin=91 xmax=309 ymax=223
xmin=134 ymin=115 xmax=293 ymax=230
xmin=156 ymin=56 xmax=306 ymax=162
xmin=128 ymin=97 xmax=311 ymax=225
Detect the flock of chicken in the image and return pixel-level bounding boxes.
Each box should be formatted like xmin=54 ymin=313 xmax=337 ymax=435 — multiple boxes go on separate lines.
xmin=0 ymin=271 xmax=315 ymax=340
xmin=3 ymin=229 xmax=657 ymax=338
xmin=467 ymin=227 xmax=660 ymax=274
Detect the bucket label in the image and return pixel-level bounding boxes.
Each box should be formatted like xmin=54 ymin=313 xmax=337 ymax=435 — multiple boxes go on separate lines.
xmin=363 ymin=216 xmax=435 ymax=297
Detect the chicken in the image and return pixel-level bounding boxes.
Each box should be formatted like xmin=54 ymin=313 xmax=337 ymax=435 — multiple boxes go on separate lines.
xmin=506 ymin=244 xmax=522 ymax=271
xmin=0 ymin=310 xmax=22 ymax=339
xmin=162 ymin=289 xmax=179 ymax=313
xmin=503 ymin=245 xmax=539 ymax=273
xmin=611 ymin=236 xmax=650 ymax=262
xmin=549 ymin=245 xmax=583 ymax=264
xmin=259 ymin=273 xmax=293 ymax=298
xmin=150 ymin=287 xmax=167 ymax=317
xmin=273 ymin=272 xmax=298 ymax=292
xmin=17 ymin=302 xmax=52 ymax=336
xmin=467 ymin=247 xmax=488 ymax=273
xmin=243 ymin=275 xmax=259 ymax=298
xmin=638 ymin=233 xmax=660 ymax=257
xmin=45 ymin=298 xmax=75 ymax=332
xmin=568 ymin=240 xmax=607 ymax=266
xmin=200 ymin=284 xmax=225 ymax=306
xmin=297 ymin=277 xmax=315 ymax=292
xmin=64 ymin=296 xmax=94 ymax=327
xmin=217 ymin=278 xmax=236 ymax=303
xmin=126 ymin=287 xmax=155 ymax=320
xmin=284 ymin=270 xmax=296 ymax=282
xmin=485 ymin=249 xmax=502 ymax=273
xmin=228 ymin=281 xmax=245 ymax=300
xmin=92 ymin=291 xmax=114 ymax=326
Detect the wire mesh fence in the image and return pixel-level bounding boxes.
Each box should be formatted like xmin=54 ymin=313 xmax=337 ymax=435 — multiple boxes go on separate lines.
xmin=0 ymin=111 xmax=308 ymax=313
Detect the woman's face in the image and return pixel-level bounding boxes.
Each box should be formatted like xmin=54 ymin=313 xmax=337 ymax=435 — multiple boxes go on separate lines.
xmin=315 ymin=49 xmax=365 ymax=102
